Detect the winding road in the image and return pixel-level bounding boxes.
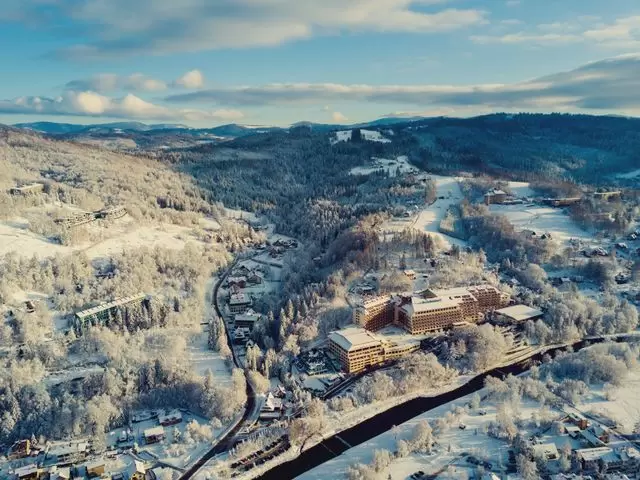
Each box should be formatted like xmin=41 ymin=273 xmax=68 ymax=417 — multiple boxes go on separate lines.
xmin=178 ymin=259 xmax=256 ymax=480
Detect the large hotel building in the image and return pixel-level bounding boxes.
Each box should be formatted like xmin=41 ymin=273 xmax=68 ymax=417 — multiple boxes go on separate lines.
xmin=331 ymin=284 xmax=508 ymax=372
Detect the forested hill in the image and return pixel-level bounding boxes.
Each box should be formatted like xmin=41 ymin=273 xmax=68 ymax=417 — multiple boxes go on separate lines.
xmin=391 ymin=113 xmax=640 ymax=182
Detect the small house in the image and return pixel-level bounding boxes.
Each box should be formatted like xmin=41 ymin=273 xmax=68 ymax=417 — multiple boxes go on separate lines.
xmin=143 ymin=426 xmax=165 ymax=444
xmin=531 ymin=443 xmax=559 ymax=461
xmin=158 ymin=410 xmax=182 ymax=426
xmin=403 ymin=269 xmax=417 ymax=280
xmin=126 ymin=461 xmax=147 ymax=480
xmin=86 ymin=460 xmax=106 ymax=478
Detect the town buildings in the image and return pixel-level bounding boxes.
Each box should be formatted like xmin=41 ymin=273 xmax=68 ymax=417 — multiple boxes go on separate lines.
xmin=328 ymin=327 xmax=419 ymax=373
xmin=73 ymin=293 xmax=149 ymax=333
xmin=484 ymin=189 xmax=508 ymax=205
xmin=353 ymin=284 xmax=508 ymax=336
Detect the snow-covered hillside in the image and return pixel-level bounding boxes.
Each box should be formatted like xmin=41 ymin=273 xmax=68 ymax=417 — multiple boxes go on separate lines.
xmin=330 ymin=129 xmax=392 ymax=145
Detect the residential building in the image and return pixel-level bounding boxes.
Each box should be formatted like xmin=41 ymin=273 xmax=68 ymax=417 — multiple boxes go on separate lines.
xmin=531 ymin=443 xmax=559 ymax=461
xmin=86 ymin=460 xmax=106 ymax=478
xmin=352 ymin=284 xmax=508 ymax=335
xmin=484 ymin=189 xmax=508 ymax=205
xmin=495 ymin=304 xmax=544 ymax=323
xmin=328 ymin=327 xmax=419 ymax=373
xmin=353 ymin=295 xmax=394 ymax=331
xmin=47 ymin=442 xmax=88 ymax=465
xmin=229 ymin=292 xmax=252 ymax=313
xmin=403 ymin=269 xmax=417 ymax=280
xmin=143 ymin=426 xmax=165 ymax=444
xmin=576 ymin=447 xmax=622 ymax=472
xmin=9 ymin=183 xmax=44 ymax=196
xmin=73 ymin=293 xmax=149 ymax=333
xmin=12 ymin=465 xmax=42 ymax=480
xmin=8 ymin=439 xmax=31 ymax=459
xmin=158 ymin=410 xmax=182 ymax=426
xmin=48 ymin=466 xmax=70 ymax=480
xmin=127 ymin=461 xmax=147 ymax=480
xmin=328 ymin=328 xmax=385 ymax=373
xmin=235 ymin=310 xmax=262 ymax=330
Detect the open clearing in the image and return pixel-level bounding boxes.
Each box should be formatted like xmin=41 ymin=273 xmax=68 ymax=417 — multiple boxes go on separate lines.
xmin=489 ymin=204 xmax=592 ymax=244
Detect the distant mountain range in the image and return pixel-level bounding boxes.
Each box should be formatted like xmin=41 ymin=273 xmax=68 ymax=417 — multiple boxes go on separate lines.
xmin=12 ymin=116 xmax=425 ymax=138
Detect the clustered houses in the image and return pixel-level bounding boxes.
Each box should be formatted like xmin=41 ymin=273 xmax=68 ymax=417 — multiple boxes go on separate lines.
xmin=328 ymin=327 xmax=419 ymax=373
xmin=354 ymin=284 xmax=508 ymax=335
xmin=527 ymin=413 xmax=640 ymax=479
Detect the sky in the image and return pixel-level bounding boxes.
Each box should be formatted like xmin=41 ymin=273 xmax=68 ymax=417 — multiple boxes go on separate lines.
xmin=1 ymin=0 xmax=640 ymax=127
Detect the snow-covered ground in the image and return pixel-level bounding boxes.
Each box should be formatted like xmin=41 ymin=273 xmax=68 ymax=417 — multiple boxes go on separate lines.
xmin=330 ymin=129 xmax=391 ymax=145
xmin=0 ymin=216 xmax=221 ymax=261
xmin=616 ymin=168 xmax=640 ymax=179
xmin=488 ymin=204 xmax=592 ymax=244
xmin=506 ymin=181 xmax=536 ymax=198
xmin=575 ymin=368 xmax=640 ymax=434
xmin=349 ymin=156 xmax=415 ymax=177
xmin=411 ymin=174 xmax=468 ymax=249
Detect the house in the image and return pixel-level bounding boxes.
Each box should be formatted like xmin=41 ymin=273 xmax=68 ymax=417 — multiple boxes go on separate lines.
xmin=47 ymin=441 xmax=88 ymax=465
xmin=8 ymin=439 xmax=31 ymax=459
xmin=229 ymin=292 xmax=252 ymax=314
xmin=568 ymin=413 xmax=589 ymax=430
xmin=484 ymin=189 xmax=508 ymax=205
xmin=259 ymin=392 xmax=284 ymax=420
xmin=12 ymin=465 xmax=42 ymax=480
xmin=403 ymin=269 xmax=417 ymax=280
xmin=590 ymin=425 xmax=610 ymax=444
xmin=246 ymin=273 xmax=263 ymax=285
xmin=143 ymin=426 xmax=165 ymax=444
xmin=565 ymin=425 xmax=581 ymax=438
xmin=576 ymin=447 xmax=623 ymax=472
xmin=86 ymin=460 xmax=106 ymax=478
xmin=48 ymin=466 xmax=70 ymax=480
xmin=235 ymin=265 xmax=252 ymax=277
xmin=234 ymin=310 xmax=262 ymax=330
xmin=233 ymin=326 xmax=251 ymax=344
xmin=126 ymin=461 xmax=147 ymax=480
xmin=158 ymin=409 xmax=182 ymax=426
xmin=531 ymin=442 xmax=559 ymax=461
xmin=227 ymin=276 xmax=247 ymax=288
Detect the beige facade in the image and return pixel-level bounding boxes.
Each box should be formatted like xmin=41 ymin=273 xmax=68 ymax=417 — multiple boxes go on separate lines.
xmin=353 ymin=284 xmax=507 ymax=336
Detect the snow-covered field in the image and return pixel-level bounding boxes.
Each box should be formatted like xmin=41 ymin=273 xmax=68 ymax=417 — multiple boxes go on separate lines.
xmin=0 ymin=216 xmax=220 ymax=261
xmin=575 ymin=369 xmax=640 ymax=434
xmin=331 ymin=129 xmax=391 ymax=145
xmin=349 ymin=155 xmax=415 ymax=177
xmin=488 ymin=204 xmax=592 ymax=243
xmin=507 ymin=181 xmax=536 ymax=198
xmin=412 ymin=174 xmax=468 ymax=249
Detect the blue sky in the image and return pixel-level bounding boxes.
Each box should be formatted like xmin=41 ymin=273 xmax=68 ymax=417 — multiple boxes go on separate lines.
xmin=1 ymin=0 xmax=640 ymax=126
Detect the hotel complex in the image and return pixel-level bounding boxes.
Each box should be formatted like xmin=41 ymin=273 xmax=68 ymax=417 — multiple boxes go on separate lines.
xmin=331 ymin=284 xmax=508 ymax=372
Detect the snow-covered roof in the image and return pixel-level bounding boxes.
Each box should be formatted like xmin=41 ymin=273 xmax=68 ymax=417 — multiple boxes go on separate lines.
xmin=576 ymin=447 xmax=617 ymax=462
xmin=13 ymin=465 xmax=39 ymax=477
xmin=143 ymin=426 xmax=165 ymax=437
xmin=328 ymin=327 xmax=381 ymax=352
xmin=401 ymin=297 xmax=462 ymax=316
xmin=75 ymin=293 xmax=147 ymax=319
xmin=229 ymin=292 xmax=251 ymax=305
xmin=496 ymin=304 xmax=543 ymax=322
xmin=531 ymin=442 xmax=559 ymax=459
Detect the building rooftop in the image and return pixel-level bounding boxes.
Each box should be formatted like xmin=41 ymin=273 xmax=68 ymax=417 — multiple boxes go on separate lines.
xmin=531 ymin=442 xmax=559 ymax=459
xmin=576 ymin=447 xmax=617 ymax=462
xmin=229 ymin=292 xmax=251 ymax=305
xmin=329 ymin=327 xmax=381 ymax=352
xmin=496 ymin=304 xmax=544 ymax=322
xmin=75 ymin=293 xmax=147 ymax=319
xmin=431 ymin=284 xmax=498 ymax=298
xmin=143 ymin=426 xmax=165 ymax=437
xmin=401 ymin=296 xmax=462 ymax=316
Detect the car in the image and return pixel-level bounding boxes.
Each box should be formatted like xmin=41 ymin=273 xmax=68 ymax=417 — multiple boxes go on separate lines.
xmin=459 ymin=423 xmax=467 ymax=430
xmin=467 ymin=456 xmax=480 ymax=465
xmin=478 ymin=409 xmax=487 ymax=415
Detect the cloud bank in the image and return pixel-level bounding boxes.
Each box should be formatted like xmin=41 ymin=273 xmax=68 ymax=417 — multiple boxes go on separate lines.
xmin=65 ymin=69 xmax=205 ymax=93
xmin=4 ymin=0 xmax=486 ymax=58
xmin=164 ymin=54 xmax=640 ymax=113
xmin=0 ymin=91 xmax=243 ymax=121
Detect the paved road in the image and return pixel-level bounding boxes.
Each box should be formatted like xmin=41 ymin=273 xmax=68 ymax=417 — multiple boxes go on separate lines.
xmin=178 ymin=260 xmax=256 ymax=480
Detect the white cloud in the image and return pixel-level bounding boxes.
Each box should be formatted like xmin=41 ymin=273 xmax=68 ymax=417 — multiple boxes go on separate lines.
xmin=332 ymin=111 xmax=348 ymax=123
xmin=0 ymin=91 xmax=243 ymax=121
xmin=505 ymin=0 xmax=521 ymax=6
xmin=164 ymin=54 xmax=640 ymax=114
xmin=173 ymin=69 xmax=204 ymax=89
xmin=471 ymin=15 xmax=640 ymax=49
xmin=6 ymin=0 xmax=487 ymax=58
xmin=66 ymin=73 xmax=167 ymax=92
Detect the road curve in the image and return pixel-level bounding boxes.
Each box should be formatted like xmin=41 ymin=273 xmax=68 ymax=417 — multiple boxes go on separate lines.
xmin=178 ymin=259 xmax=256 ymax=480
